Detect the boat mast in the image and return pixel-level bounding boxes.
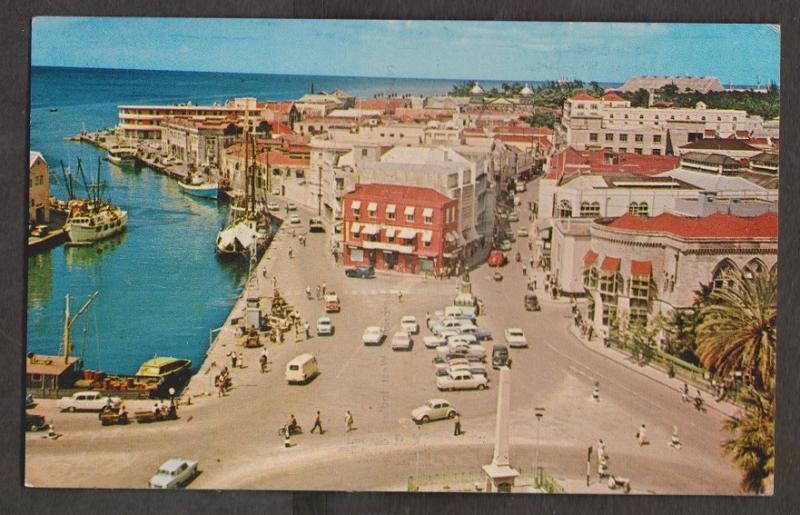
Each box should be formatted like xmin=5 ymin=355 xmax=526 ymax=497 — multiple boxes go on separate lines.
xmin=60 ymin=291 xmax=99 ymax=364
xmin=76 ymin=158 xmax=93 ymax=201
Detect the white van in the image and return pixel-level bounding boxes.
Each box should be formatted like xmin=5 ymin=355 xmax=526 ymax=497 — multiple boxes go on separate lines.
xmin=285 ymin=353 xmax=320 ymax=385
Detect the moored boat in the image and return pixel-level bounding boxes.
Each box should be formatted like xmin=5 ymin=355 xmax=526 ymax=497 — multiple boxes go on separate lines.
xmin=107 ymin=145 xmax=136 ymax=165
xmin=136 ymin=356 xmax=192 ymax=395
xmin=63 ymin=158 xmax=129 ymax=245
xmin=178 ymin=174 xmax=219 ymax=199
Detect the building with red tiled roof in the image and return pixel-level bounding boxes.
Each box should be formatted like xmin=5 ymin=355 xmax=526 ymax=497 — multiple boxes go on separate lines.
xmin=573 ymin=211 xmax=777 ymax=338
xmin=571 ymin=92 xmax=596 ymax=101
xmin=546 ymin=147 xmax=680 ymax=181
xmin=342 ymin=183 xmax=461 ymax=276
xmin=601 ymin=92 xmax=625 ymax=102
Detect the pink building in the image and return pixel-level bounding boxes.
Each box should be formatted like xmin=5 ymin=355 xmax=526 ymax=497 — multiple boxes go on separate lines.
xmin=342 ymin=183 xmax=460 ymax=276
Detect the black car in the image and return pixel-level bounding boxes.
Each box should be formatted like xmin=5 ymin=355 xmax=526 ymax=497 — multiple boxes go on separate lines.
xmin=26 ymin=413 xmax=47 ymax=432
xmin=345 ymin=265 xmax=375 ymax=278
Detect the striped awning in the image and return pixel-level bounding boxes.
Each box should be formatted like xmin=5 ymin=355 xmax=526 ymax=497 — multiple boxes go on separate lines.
xmin=631 ymin=260 xmax=652 ymax=277
xmin=600 ymin=256 xmax=621 ymax=272
xmin=367 ymin=202 xmax=377 ymax=212
xmin=361 ymin=224 xmax=380 ymax=236
xmin=385 ymin=227 xmax=396 ymax=238
xmin=386 ymin=204 xmax=396 ymax=214
xmin=399 ymin=228 xmax=417 ymax=239
xmin=350 ymin=200 xmax=361 ymax=209
xmin=404 ymin=206 xmax=415 ymax=216
xmin=422 ymin=231 xmax=433 ymax=243
xmin=583 ymin=250 xmax=598 ymax=267
xmin=422 ymin=208 xmax=433 ymax=218
xmin=350 ymin=222 xmax=362 ymax=234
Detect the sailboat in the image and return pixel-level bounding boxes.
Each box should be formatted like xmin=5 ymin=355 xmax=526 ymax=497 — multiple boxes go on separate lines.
xmin=64 ymin=157 xmax=128 ymax=245
xmin=215 ymin=121 xmax=272 ymax=259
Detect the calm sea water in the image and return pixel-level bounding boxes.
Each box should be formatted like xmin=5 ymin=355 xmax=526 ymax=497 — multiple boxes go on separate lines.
xmin=27 ymin=66 xmax=481 ymax=374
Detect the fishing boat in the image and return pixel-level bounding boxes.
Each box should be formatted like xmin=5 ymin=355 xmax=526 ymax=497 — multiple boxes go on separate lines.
xmin=106 ymin=145 xmax=136 ymax=165
xmin=178 ymin=174 xmax=219 ymax=200
xmin=215 ymin=120 xmax=272 ymax=259
xmin=63 ymin=158 xmax=128 ymax=245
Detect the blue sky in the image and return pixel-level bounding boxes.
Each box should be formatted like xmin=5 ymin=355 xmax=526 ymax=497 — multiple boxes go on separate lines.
xmin=31 ymin=18 xmax=780 ymax=85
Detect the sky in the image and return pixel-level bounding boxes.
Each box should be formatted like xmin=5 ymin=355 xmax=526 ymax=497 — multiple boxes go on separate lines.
xmin=31 ymin=18 xmax=780 ymax=85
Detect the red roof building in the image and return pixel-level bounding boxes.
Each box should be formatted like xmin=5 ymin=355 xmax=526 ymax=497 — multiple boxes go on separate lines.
xmin=571 ymin=92 xmax=596 ymax=101
xmin=546 ymin=147 xmax=680 ymax=181
xmin=606 ymin=211 xmax=777 ymax=240
xmin=342 ymin=183 xmax=461 ymax=276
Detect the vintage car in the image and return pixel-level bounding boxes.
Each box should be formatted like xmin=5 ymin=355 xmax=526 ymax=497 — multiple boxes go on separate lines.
xmin=267 ymin=201 xmax=280 ymax=211
xmin=504 ymin=328 xmax=528 ymax=348
xmin=517 ymin=228 xmax=529 ymax=238
xmin=487 ymin=250 xmax=506 ymax=267
xmin=345 ymin=265 xmax=375 ymax=279
xmin=309 ymin=217 xmax=325 ymax=233
xmin=492 ymin=344 xmax=512 ymax=369
xmin=390 ymin=331 xmax=413 ymax=351
xmin=148 ymin=459 xmax=199 ymax=489
xmin=324 ymin=293 xmax=341 ymax=313
xmin=400 ymin=315 xmax=420 ymax=334
xmin=436 ymin=370 xmax=489 ymax=391
xmin=316 ymin=316 xmax=334 ymax=336
xmin=289 ymin=214 xmax=301 ymax=224
xmin=493 ymin=269 xmax=504 ymax=281
xmin=362 ymin=326 xmax=385 ymax=346
xmin=58 ymin=391 xmax=122 ymax=412
xmin=411 ymin=399 xmax=457 ymax=424
xmin=424 ymin=335 xmax=447 ymax=349
xmin=525 ymin=293 xmax=541 ymax=311
xmin=507 ymin=212 xmax=520 ymax=222
xmin=26 ymin=413 xmax=47 ymax=432
xmin=498 ymin=239 xmax=513 ymax=251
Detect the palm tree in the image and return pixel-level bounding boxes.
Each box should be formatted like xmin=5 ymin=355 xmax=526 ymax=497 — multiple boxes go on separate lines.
xmin=695 ymin=267 xmax=776 ymax=391
xmin=722 ymin=385 xmax=774 ymax=494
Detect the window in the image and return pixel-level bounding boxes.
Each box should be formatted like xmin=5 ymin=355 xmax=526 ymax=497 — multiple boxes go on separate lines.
xmin=583 ymin=267 xmax=599 ymax=288
xmin=619 ymin=134 xmax=628 ymax=142
xmin=619 ymin=148 xmax=627 ymax=153
xmin=387 ymin=211 xmax=395 ymax=221
xmin=589 ymin=133 xmax=598 ymax=142
xmin=653 ymin=134 xmax=662 ymax=143
xmin=424 ymin=240 xmax=432 ymax=248
xmin=558 ymin=199 xmax=573 ymax=218
xmin=424 ymin=215 xmax=433 ymax=224
xmin=580 ymin=201 xmax=600 ymax=218
xmin=634 ymin=148 xmax=643 ymax=155
xmin=631 ymin=276 xmax=650 ymax=300
xmin=361 ymin=149 xmax=368 ymax=157
xmin=635 ymin=134 xmax=643 ymax=142
xmin=652 ymin=149 xmax=661 ymax=156
xmin=599 ymin=272 xmax=620 ymax=295
xmin=629 ymin=306 xmax=648 ymax=326
xmin=602 ymin=303 xmax=617 ymax=327
xmin=639 ymin=114 xmax=644 ymax=119
xmin=712 ymin=260 xmax=739 ymax=290
xmin=628 ymin=202 xmax=648 ymax=216
xmin=605 ymin=134 xmax=614 ymax=141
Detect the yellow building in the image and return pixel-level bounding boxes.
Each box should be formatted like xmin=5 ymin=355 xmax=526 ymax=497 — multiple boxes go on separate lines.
xmin=29 ymin=151 xmax=49 ymax=225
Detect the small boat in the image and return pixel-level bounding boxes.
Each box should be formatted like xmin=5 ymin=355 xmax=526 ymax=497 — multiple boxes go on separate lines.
xmin=178 ymin=174 xmax=219 ymax=200
xmin=50 ymin=107 xmax=59 ymax=112
xmin=63 ymin=158 xmax=128 ymax=245
xmin=106 ymin=145 xmax=136 ymax=165
xmin=136 ymin=356 xmax=192 ymax=395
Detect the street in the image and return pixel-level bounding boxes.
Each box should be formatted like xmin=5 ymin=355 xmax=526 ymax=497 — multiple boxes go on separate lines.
xmin=25 ymin=184 xmax=741 ymax=493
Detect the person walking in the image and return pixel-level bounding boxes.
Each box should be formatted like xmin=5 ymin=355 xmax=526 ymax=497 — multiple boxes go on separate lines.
xmin=311 ymin=411 xmax=323 ymax=434
xmin=681 ymin=383 xmax=689 ymax=402
xmin=322 ymin=282 xmax=327 ymax=296
xmin=259 ymin=348 xmax=268 ymax=373
xmin=425 ymin=311 xmax=431 ymax=330
xmin=237 ymin=352 xmax=244 ymax=369
xmin=345 ymin=410 xmax=354 ymax=432
xmin=288 ymin=248 xmax=293 ymax=259
xmin=304 ymin=321 xmax=311 ymax=339
xmin=398 ymin=291 xmax=403 ymax=303
xmin=453 ymin=413 xmax=462 ymax=436
xmin=670 ymin=426 xmax=682 ymax=449
xmin=522 ymin=264 xmax=527 ymax=276
xmin=637 ymin=424 xmax=648 ymax=446
xmin=231 ymin=352 xmax=238 ymax=369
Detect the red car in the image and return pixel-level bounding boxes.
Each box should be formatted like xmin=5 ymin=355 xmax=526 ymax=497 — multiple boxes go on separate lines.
xmin=487 ymin=250 xmax=506 ymax=267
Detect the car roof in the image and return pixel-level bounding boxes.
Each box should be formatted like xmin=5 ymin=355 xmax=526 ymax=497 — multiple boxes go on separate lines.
xmin=401 ymin=315 xmax=416 ymax=320
xmin=493 ymin=344 xmax=509 ymax=350
xmin=160 ymin=459 xmax=190 ymax=472
xmin=506 ymin=327 xmax=524 ymax=332
xmin=427 ymin=398 xmax=450 ymax=405
xmin=317 ymin=316 xmax=331 ymax=322
xmin=393 ymin=331 xmax=409 ymax=337
xmin=365 ymin=326 xmax=382 ymax=331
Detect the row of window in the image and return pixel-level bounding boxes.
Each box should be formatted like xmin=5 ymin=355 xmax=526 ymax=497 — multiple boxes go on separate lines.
xmin=558 ymin=200 xmax=650 ymax=218
xmin=583 ymin=268 xmax=651 ymax=300
xmin=352 ymin=206 xmax=434 ymax=224
xmin=589 ymin=133 xmax=662 ymax=144
xmin=350 ymin=230 xmax=432 ymax=248
xmin=573 ymin=104 xmax=741 ymax=123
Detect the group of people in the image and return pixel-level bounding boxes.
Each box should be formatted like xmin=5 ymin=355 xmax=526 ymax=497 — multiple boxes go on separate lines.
xmin=215 ymin=366 xmax=232 ymax=397
xmin=283 ymin=410 xmax=355 ymax=440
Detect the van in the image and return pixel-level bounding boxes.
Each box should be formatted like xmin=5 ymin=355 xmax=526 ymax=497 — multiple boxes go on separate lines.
xmin=285 ymin=353 xmax=320 ymax=384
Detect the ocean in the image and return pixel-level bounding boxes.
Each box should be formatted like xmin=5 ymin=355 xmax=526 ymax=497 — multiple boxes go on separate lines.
xmin=27 ymin=66 xmax=485 ymax=375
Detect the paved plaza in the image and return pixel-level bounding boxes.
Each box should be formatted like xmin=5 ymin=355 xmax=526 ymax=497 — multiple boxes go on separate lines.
xmin=25 ymin=181 xmax=742 ymax=493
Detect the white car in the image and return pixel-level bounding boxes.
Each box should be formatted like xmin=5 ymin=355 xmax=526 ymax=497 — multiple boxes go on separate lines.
xmin=148 ymin=459 xmax=199 ymax=489
xmin=362 ymin=326 xmax=385 ymax=346
xmin=508 ymin=212 xmax=520 ymax=222
xmin=411 ymin=399 xmax=457 ymax=424
xmin=400 ymin=315 xmax=419 ymax=334
xmin=424 ymin=335 xmax=447 ymax=349
xmin=499 ymin=240 xmax=513 ymax=252
xmin=58 ymin=391 xmax=122 ymax=412
xmin=391 ymin=331 xmax=413 ymax=351
xmin=289 ymin=214 xmax=301 ymax=224
xmin=432 ymin=317 xmax=464 ymax=336
xmin=517 ymin=228 xmax=529 ymax=238
xmin=316 ymin=316 xmax=334 ymax=336
xmin=267 ymin=201 xmax=280 ymax=211
xmin=287 ymin=202 xmax=297 ymax=211
xmin=504 ymin=328 xmax=528 ymax=348
xmin=436 ymin=370 xmax=489 ymax=391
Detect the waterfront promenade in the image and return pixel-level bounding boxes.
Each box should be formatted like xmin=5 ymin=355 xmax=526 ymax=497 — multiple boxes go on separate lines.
xmin=26 ymin=187 xmax=743 ymax=493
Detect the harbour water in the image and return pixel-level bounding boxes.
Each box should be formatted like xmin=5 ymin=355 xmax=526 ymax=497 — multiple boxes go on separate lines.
xmin=27 ymin=66 xmax=478 ymax=374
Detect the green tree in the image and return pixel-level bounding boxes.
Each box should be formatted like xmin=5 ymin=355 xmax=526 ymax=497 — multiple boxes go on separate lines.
xmin=630 ymin=88 xmax=650 ymax=107
xmin=664 ymin=282 xmax=713 ymax=365
xmin=695 ymin=268 xmax=776 ymax=391
xmin=526 ymin=112 xmax=556 ymax=129
xmin=722 ymin=384 xmax=774 ymax=494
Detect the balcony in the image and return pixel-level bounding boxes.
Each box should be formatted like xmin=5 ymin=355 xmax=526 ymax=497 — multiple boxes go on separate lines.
xmin=360 ymin=240 xmax=415 ymax=254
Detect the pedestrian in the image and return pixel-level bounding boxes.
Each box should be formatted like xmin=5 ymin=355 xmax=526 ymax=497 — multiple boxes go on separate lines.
xmin=311 ymin=410 xmax=323 ymax=434
xmin=315 ymin=285 xmax=321 ymax=299
xmin=597 ymin=438 xmax=606 ymax=460
xmin=304 ymin=321 xmax=310 ymax=339
xmin=231 ymin=352 xmax=238 ymax=369
xmin=532 ymin=278 xmax=537 ymax=290
xmin=345 ymin=410 xmax=354 ymax=432
xmin=453 ymin=413 xmax=462 ymax=436
xmin=529 ymin=257 xmax=534 ymax=268
xmin=681 ymin=383 xmax=689 ymax=402
xmin=238 ymin=352 xmax=244 ymax=368
xmin=425 ymin=311 xmax=431 ymax=330
xmin=398 ymin=291 xmax=403 ymax=303
xmin=592 ymin=382 xmax=600 ymax=402
xmin=218 ymin=379 xmax=225 ymax=397
xmin=670 ymin=426 xmax=682 ymax=449
xmin=322 ymin=282 xmax=327 ymax=296
xmin=48 ymin=420 xmax=57 ymax=439
xmin=259 ymin=348 xmax=268 ymax=373
xmin=262 ymin=269 xmax=267 ymax=278
xmin=522 ymin=265 xmax=527 ymax=276
xmin=636 ymin=424 xmax=648 ymax=446
xmin=288 ymin=248 xmax=293 ymax=259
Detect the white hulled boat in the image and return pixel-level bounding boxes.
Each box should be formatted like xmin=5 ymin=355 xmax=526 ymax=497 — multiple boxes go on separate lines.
xmin=106 ymin=145 xmax=136 ymax=165
xmin=178 ymin=174 xmax=219 ymax=200
xmin=63 ymin=158 xmax=128 ymax=245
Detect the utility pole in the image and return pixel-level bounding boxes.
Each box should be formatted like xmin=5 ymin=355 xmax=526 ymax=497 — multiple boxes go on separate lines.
xmin=534 ymin=407 xmax=545 ymax=487
xmin=318 ymin=165 xmax=323 ymax=216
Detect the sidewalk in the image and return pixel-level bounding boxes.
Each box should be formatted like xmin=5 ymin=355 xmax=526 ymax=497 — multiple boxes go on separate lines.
xmin=565 ymin=322 xmax=740 ymax=418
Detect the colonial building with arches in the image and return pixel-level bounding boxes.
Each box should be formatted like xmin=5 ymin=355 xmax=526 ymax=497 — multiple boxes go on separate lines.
xmin=578 ymin=211 xmax=777 ymax=341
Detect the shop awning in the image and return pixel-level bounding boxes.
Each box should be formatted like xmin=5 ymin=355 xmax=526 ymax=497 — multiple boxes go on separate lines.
xmin=361 ymin=224 xmax=380 ymax=236
xmin=422 ymin=208 xmax=433 ymax=218
xmin=583 ymin=250 xmax=598 ymax=267
xmin=350 ymin=222 xmax=362 ymax=234
xmin=367 ymin=202 xmax=377 ymax=212
xmin=404 ymin=206 xmax=415 ymax=216
xmin=600 ymin=256 xmax=621 ymax=273
xmin=422 ymin=231 xmax=433 ymax=243
xmin=386 ymin=204 xmax=396 ymax=214
xmin=385 ymin=227 xmax=396 ymax=238
xmin=631 ymin=260 xmax=652 ymax=277
xmin=350 ymin=200 xmax=361 ymax=210
xmin=399 ymin=228 xmax=417 ymax=239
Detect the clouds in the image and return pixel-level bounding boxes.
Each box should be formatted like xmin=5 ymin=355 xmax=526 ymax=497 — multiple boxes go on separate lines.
xmin=31 ymin=18 xmax=780 ymax=85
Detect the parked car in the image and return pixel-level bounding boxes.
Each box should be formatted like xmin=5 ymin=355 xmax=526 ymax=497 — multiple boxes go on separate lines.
xmin=289 ymin=214 xmax=301 ymax=224
xmin=362 ymin=326 xmax=385 ymax=346
xmin=309 ymin=217 xmax=325 ymax=232
xmin=515 ymin=182 xmax=526 ymax=193
xmin=345 ymin=265 xmax=375 ymax=278
xmin=316 ymin=316 xmax=334 ymax=336
xmin=411 ymin=399 xmax=457 ymax=424
xmin=517 ymin=228 xmax=529 ymax=238
xmin=424 ymin=335 xmax=447 ymax=349
xmin=391 ymin=331 xmax=413 ymax=351
xmin=286 ymin=202 xmax=297 ymax=211
xmin=450 ymin=362 xmax=488 ymax=378
xmin=504 ymin=328 xmax=528 ymax=348
xmin=433 ymin=356 xmax=471 ymax=373
xmin=436 ymin=370 xmax=489 ymax=391
xmin=458 ymin=324 xmax=492 ymax=341
xmin=431 ymin=317 xmax=464 ymax=336
xmin=26 ymin=413 xmax=47 ymax=432
xmin=400 ymin=315 xmax=419 ymax=334
xmin=433 ymin=306 xmax=476 ymax=324
xmin=148 ymin=459 xmax=199 ymax=489
xmin=285 ymin=353 xmax=320 ymax=384
xmin=507 ymin=212 xmax=520 ymax=222
xmin=267 ymin=201 xmax=280 ymax=211
xmin=487 ymin=250 xmax=507 ymax=267
xmin=324 ymin=293 xmax=341 ymax=313
xmin=58 ymin=391 xmax=122 ymax=412
xmin=271 ymin=188 xmax=281 ymax=196
xmin=499 ymin=240 xmax=513 ymax=252
xmin=504 ymin=228 xmax=516 ymax=241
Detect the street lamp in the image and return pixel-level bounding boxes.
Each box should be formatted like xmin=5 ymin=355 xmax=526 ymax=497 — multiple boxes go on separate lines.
xmin=534 ymin=407 xmax=545 ymax=487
